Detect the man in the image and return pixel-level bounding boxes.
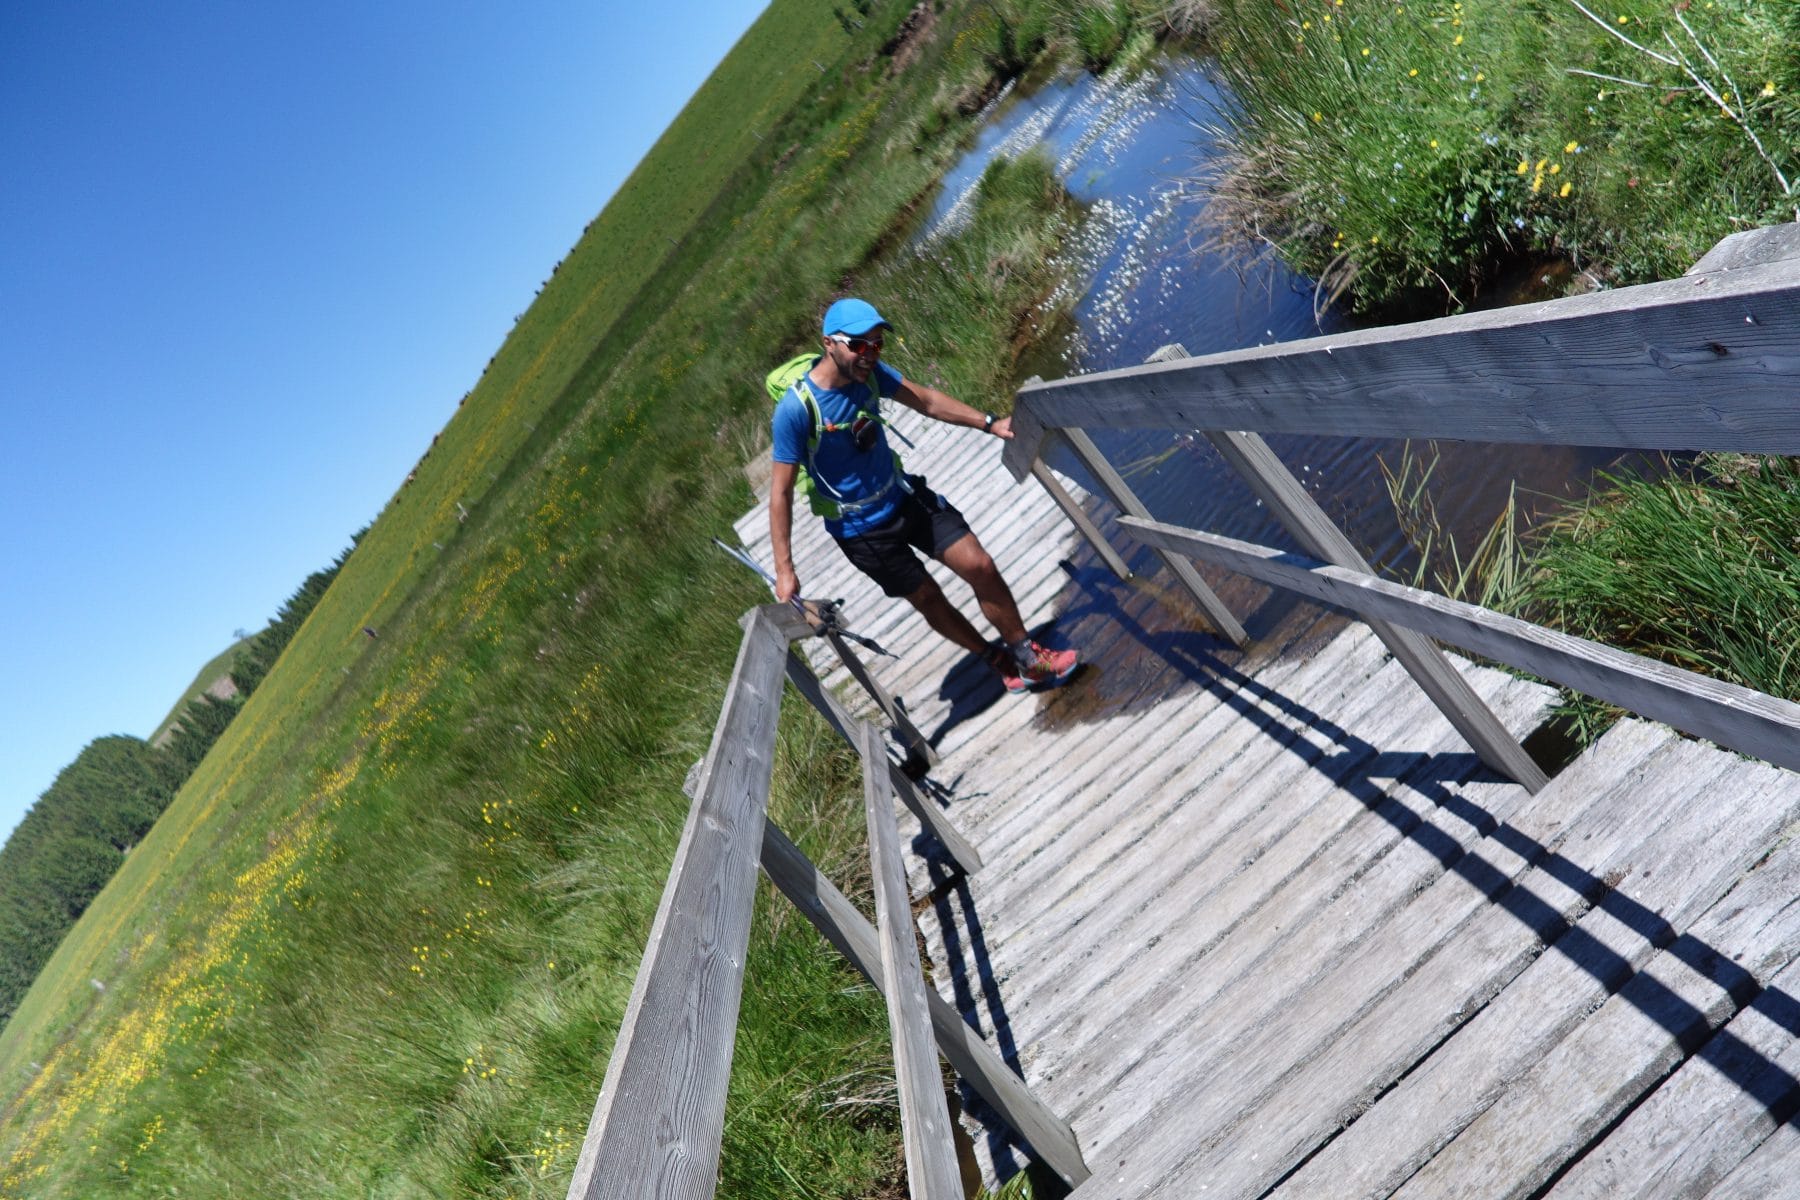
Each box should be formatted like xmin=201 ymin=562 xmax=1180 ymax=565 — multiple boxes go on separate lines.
xmin=769 ymin=297 xmax=1078 ymax=693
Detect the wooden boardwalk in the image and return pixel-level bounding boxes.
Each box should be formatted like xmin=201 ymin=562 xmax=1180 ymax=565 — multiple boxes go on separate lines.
xmin=733 ymin=404 xmax=1800 ymax=1199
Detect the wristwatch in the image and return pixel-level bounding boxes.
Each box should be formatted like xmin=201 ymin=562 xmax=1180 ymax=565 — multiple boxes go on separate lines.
xmin=982 ymin=411 xmax=996 ymax=432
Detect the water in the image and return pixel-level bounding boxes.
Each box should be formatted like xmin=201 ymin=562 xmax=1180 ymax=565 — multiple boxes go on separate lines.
xmin=897 ymin=52 xmax=1633 ymax=712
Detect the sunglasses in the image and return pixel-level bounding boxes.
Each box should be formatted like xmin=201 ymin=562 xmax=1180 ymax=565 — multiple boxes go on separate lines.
xmin=827 ymin=333 xmax=884 ymax=355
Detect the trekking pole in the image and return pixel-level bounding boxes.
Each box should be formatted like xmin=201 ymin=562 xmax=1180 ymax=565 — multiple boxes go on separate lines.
xmin=711 ymin=537 xmax=937 ymax=772
xmin=709 ymin=538 xmax=894 ymax=658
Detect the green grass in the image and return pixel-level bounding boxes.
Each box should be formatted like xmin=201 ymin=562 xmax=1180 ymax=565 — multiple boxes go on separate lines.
xmin=1383 ymin=446 xmax=1800 ymax=745
xmin=1202 ymin=0 xmax=1800 ymax=311
xmin=1516 ymin=453 xmax=1800 ymax=700
xmin=0 ymin=2 xmax=1091 ymax=1195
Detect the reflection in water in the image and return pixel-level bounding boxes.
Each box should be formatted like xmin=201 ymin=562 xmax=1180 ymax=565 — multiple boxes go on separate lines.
xmin=903 ymin=51 xmax=1633 ymax=721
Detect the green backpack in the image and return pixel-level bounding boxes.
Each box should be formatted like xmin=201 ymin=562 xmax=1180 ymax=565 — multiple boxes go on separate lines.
xmin=765 ymin=354 xmax=907 ymax=519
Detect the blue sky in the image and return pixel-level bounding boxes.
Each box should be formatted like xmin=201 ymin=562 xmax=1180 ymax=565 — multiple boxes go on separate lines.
xmin=0 ymin=0 xmax=768 ymax=844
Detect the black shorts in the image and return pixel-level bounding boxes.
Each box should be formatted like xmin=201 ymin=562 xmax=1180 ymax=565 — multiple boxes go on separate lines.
xmin=833 ymin=476 xmax=973 ymax=597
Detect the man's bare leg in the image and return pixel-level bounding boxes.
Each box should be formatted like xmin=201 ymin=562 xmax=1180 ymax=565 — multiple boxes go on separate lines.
xmin=903 ymin=574 xmax=997 ymax=660
xmin=938 ymin=532 xmax=1028 ymax=645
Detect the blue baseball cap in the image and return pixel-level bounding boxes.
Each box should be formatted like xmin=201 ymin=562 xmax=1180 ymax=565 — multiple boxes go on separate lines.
xmin=822 ymin=297 xmax=889 ymax=337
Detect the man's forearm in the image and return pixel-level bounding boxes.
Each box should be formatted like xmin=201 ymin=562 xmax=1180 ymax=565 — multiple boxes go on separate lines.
xmin=769 ymin=486 xmax=795 ymax=574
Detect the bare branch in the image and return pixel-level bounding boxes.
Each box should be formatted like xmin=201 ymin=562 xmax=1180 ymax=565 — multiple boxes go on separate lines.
xmin=1565 ymin=0 xmax=1676 ymax=65
xmin=1564 ymin=68 xmax=1670 ymax=90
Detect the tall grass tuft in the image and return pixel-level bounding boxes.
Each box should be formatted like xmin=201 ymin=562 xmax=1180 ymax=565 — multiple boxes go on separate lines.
xmin=1517 ymin=454 xmax=1800 ymax=700
xmin=1201 ymin=0 xmax=1800 ymax=312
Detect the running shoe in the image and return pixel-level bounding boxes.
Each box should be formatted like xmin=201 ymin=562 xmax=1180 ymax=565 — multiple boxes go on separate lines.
xmin=992 ymin=641 xmax=1080 ymax=694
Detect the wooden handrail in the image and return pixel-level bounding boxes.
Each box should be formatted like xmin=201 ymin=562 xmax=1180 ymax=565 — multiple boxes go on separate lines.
xmin=1120 ymin=516 xmax=1800 ymax=773
xmin=566 ymin=606 xmax=791 ymax=1200
xmin=577 ymin=603 xmax=1088 ymax=1197
xmin=858 ymin=719 xmax=962 ymax=1197
xmin=1003 ymin=223 xmax=1800 ymax=476
xmin=783 ymin=648 xmax=983 ymax=873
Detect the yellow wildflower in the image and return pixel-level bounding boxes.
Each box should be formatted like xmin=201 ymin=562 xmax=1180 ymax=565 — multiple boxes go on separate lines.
xmin=1430 ymin=139 xmax=1439 ymax=148
xmin=1362 ymin=46 xmax=1371 ymax=56
xmin=1410 ymin=68 xmax=1419 ymax=76
xmin=1564 ymin=141 xmax=1579 ymax=153
xmin=1762 ymin=81 xmax=1778 ymax=97
xmin=1454 ymin=33 xmax=1464 ymax=44
xmin=1559 ymin=182 xmax=1572 ymax=197
xmin=1516 ymin=160 xmax=1530 ymax=174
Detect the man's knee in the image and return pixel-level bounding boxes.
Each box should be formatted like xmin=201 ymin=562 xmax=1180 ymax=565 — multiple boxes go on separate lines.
xmin=903 ymin=573 xmax=948 ymax=610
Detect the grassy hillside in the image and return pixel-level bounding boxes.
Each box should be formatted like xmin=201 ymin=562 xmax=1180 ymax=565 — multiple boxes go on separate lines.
xmin=0 ymin=1 xmax=1104 ymax=1195
xmin=147 ymin=638 xmax=250 ymax=747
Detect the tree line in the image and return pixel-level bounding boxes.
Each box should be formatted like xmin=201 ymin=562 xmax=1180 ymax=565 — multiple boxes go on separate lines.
xmin=0 ymin=535 xmax=361 ymax=1025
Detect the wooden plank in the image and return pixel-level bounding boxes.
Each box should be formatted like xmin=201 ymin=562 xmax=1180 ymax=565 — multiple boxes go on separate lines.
xmin=1389 ymin=760 xmax=1800 ymax=1200
xmin=1687 ymin=221 xmax=1800 ymax=275
xmin=965 ymin=622 xmax=1389 ymax=901
xmin=1201 ymin=428 xmax=1548 ymax=791
xmin=1121 ymin=515 xmax=1800 ymax=774
xmin=1701 ymin=1125 xmax=1800 ymax=1199
xmin=566 ymin=608 xmax=789 ymax=1200
xmin=1015 ymin=249 xmax=1800 ymax=453
xmin=758 ymin=819 xmax=1092 ymax=1187
xmin=1059 ymin=426 xmax=1248 ymax=646
xmin=860 ymin=721 xmax=962 ymax=1199
xmin=1001 ymin=397 xmax=1051 ymax=483
xmin=1006 ymin=676 xmax=1551 ymax=1062
xmin=1061 ymin=720 xmax=1685 ymax=1164
xmin=1543 ymin=829 xmax=1800 ymax=1199
xmin=782 ymin=649 xmax=982 ymax=874
xmin=970 ymin=639 xmax=1405 ymax=952
xmin=1031 ymin=457 xmax=1132 ymax=581
xmin=1196 ymin=748 xmax=1796 ymax=1200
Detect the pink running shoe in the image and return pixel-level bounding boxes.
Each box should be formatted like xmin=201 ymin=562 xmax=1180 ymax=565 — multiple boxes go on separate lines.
xmin=992 ymin=641 xmax=1080 ymax=694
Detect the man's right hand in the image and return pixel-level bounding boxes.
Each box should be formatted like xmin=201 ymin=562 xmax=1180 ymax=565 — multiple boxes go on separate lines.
xmin=774 ymin=564 xmax=800 ymax=603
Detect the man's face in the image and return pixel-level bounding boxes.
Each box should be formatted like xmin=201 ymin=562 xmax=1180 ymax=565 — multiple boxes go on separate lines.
xmin=825 ymin=330 xmax=883 ymax=382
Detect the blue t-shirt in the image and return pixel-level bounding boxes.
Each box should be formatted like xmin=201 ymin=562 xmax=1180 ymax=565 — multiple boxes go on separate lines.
xmin=771 ymin=359 xmax=905 ymax=537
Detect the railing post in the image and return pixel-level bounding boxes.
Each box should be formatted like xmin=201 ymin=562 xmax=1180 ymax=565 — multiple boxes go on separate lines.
xmin=859 ymin=721 xmax=963 ymax=1198
xmin=1004 ymin=397 xmax=1133 ymax=582
xmin=1203 ymin=427 xmax=1548 ymax=792
xmin=1058 ymin=425 xmax=1249 ymax=646
xmin=823 ymin=628 xmax=939 ymax=771
xmin=565 ymin=605 xmax=790 ymax=1200
xmin=783 ymin=649 xmax=984 ymax=874
xmin=757 ymin=819 xmax=1092 ymax=1187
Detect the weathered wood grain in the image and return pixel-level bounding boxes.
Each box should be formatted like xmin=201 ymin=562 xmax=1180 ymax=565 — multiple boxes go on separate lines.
xmin=826 ymin=630 xmax=938 ymax=769
xmin=1201 ymin=428 xmax=1547 ymax=791
xmin=1065 ymin=722 xmax=1691 ymax=1171
xmin=757 ymin=819 xmax=1091 ymax=1186
xmin=1016 ymin=248 xmax=1800 ymax=453
xmin=1700 ymin=1123 xmax=1800 ymax=1199
xmin=1184 ymin=748 xmax=1793 ymax=1200
xmin=860 ymin=721 xmax=962 ymax=1199
xmin=1008 ymin=678 xmax=1551 ymax=1062
xmin=1542 ymin=826 xmax=1800 ymax=1199
xmin=566 ymin=608 xmax=789 ymax=1200
xmin=1122 ymin=515 xmax=1800 ymax=773
xmin=1389 ymin=761 xmax=1800 ymax=1200
xmin=1059 ymin=426 xmax=1247 ymax=645
xmin=1053 ymin=716 xmax=1670 ymax=1125
xmin=1687 ymin=221 xmax=1800 ymax=275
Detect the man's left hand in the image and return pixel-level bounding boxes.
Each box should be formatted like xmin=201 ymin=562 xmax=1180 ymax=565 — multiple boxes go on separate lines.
xmin=989 ymin=415 xmax=1014 ymax=439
